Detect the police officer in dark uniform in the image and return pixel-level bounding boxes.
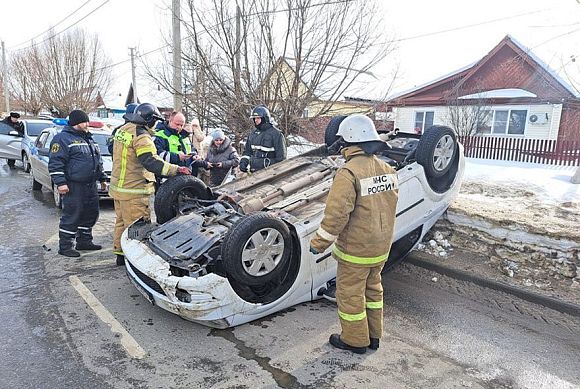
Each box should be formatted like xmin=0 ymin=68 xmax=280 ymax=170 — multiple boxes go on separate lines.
xmin=239 ymin=106 xmax=286 ymax=173
xmin=49 ymin=110 xmax=108 ymax=257
xmin=1 ymin=112 xmax=25 ymax=168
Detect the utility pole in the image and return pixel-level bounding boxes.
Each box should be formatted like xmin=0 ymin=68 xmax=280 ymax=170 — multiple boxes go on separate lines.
xmin=234 ymin=5 xmax=241 ymax=99
xmin=129 ymin=47 xmax=138 ymax=104
xmin=172 ymin=0 xmax=182 ymax=111
xmin=2 ymin=41 xmax=9 ymax=114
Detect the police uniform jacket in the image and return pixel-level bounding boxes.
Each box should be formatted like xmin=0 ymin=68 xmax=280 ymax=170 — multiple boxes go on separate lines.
xmin=241 ymin=122 xmax=286 ymax=172
xmin=48 ymin=126 xmax=107 ymax=187
xmin=109 ymin=122 xmax=179 ymax=200
xmin=310 ymin=146 xmax=399 ymax=267
xmin=1 ymin=116 xmax=24 ymax=134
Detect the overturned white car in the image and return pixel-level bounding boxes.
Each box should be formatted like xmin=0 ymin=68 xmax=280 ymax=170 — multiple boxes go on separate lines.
xmin=122 ymin=118 xmax=465 ymax=328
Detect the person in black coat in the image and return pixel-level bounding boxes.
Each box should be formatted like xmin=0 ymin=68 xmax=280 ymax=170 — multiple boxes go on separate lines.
xmin=49 ymin=110 xmax=108 ymax=257
xmin=239 ymin=106 xmax=286 ymax=173
xmin=1 ymin=112 xmax=24 ymax=168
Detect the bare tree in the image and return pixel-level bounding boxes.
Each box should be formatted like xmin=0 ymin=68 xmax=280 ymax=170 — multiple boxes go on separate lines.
xmin=444 ymin=79 xmax=492 ymax=137
xmin=9 ymin=28 xmax=112 ymax=117
xmin=144 ymin=0 xmax=394 ymax=140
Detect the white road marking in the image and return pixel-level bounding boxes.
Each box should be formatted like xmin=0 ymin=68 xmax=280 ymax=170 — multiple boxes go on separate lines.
xmin=69 ymin=275 xmax=147 ymax=359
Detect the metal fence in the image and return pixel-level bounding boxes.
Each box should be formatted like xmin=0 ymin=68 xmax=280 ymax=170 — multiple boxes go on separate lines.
xmin=458 ymin=136 xmax=580 ymax=166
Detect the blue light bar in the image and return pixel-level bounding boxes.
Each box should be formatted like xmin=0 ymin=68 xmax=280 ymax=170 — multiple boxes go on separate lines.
xmin=53 ymin=118 xmax=68 ymax=126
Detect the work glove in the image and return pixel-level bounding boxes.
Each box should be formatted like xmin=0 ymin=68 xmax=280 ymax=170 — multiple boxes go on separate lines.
xmin=309 ymin=246 xmax=319 ymax=255
xmin=177 ymin=166 xmax=192 ymax=175
xmin=239 ymin=158 xmax=249 ymax=172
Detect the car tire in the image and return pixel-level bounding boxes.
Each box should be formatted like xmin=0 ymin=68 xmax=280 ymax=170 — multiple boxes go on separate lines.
xmin=324 ymin=115 xmax=348 ymax=151
xmin=154 ymin=175 xmax=213 ymax=224
xmin=52 ymin=183 xmax=63 ymax=209
xmin=7 ymin=159 xmax=16 ymax=168
xmin=221 ymin=212 xmax=292 ymax=286
xmin=31 ymin=174 xmax=42 ymax=191
xmin=22 ymin=153 xmax=31 ymax=173
xmin=416 ymin=125 xmax=457 ymax=179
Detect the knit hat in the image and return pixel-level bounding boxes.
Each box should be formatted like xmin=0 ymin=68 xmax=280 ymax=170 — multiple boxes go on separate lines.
xmin=68 ymin=110 xmax=90 ymax=126
xmin=211 ymin=129 xmax=225 ymax=140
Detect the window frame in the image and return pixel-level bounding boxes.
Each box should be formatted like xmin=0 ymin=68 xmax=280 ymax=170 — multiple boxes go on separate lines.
xmin=414 ymin=110 xmax=434 ymax=133
xmin=476 ymin=108 xmax=528 ymax=136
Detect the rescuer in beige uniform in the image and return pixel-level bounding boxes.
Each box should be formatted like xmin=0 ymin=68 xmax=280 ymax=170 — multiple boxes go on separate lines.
xmin=109 ymin=103 xmax=191 ymax=266
xmin=310 ymin=114 xmax=399 ymax=354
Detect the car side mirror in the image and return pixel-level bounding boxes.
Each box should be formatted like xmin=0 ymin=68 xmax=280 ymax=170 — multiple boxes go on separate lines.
xmin=38 ymin=148 xmax=49 ymax=157
xmin=9 ymin=130 xmax=23 ymax=137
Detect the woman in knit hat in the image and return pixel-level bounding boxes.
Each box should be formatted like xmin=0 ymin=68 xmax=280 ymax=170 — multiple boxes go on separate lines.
xmin=205 ymin=129 xmax=240 ymax=187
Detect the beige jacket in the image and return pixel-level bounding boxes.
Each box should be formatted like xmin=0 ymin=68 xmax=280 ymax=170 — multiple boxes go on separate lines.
xmin=109 ymin=122 xmax=178 ymax=200
xmin=310 ymin=146 xmax=399 ymax=266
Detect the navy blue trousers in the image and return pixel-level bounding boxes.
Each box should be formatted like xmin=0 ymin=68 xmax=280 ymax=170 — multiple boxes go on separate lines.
xmin=58 ymin=181 xmax=99 ymax=250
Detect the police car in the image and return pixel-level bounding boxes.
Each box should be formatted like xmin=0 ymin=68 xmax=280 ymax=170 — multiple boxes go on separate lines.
xmin=122 ymin=117 xmax=465 ymax=328
xmin=29 ymin=119 xmax=113 ymax=207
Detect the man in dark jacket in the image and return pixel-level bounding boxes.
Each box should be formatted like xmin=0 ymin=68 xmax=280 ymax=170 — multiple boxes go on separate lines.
xmin=239 ymin=106 xmax=286 ymax=173
xmin=1 ymin=112 xmax=25 ymax=168
xmin=49 ymin=110 xmax=108 ymax=258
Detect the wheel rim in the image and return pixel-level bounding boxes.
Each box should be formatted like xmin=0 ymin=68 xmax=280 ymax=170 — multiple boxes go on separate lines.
xmin=241 ymin=228 xmax=285 ymax=276
xmin=432 ymin=135 xmax=455 ymax=172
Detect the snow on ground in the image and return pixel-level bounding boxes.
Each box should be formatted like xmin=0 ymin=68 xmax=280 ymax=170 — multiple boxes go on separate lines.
xmin=449 ymin=158 xmax=580 ymax=242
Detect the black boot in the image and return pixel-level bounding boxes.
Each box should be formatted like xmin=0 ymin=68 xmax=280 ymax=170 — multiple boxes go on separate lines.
xmin=58 ymin=248 xmax=81 ymax=257
xmin=75 ymin=242 xmax=102 ymax=251
xmin=329 ymin=334 xmax=366 ymax=354
xmin=116 ymin=254 xmax=125 ymax=266
xmin=369 ymin=338 xmax=380 ymax=350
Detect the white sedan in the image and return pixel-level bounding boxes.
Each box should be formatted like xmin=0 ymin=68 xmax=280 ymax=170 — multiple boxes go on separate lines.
xmin=122 ymin=119 xmax=464 ymax=328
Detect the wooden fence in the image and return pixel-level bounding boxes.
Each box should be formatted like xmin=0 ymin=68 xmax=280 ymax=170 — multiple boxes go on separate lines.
xmin=457 ymin=136 xmax=580 ymax=166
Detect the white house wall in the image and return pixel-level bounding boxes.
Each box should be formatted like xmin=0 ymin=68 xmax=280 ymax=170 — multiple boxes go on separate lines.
xmin=393 ymin=104 xmax=563 ymax=140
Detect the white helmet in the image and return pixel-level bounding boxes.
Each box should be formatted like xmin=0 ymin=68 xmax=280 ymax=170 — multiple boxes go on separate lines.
xmin=336 ymin=114 xmax=381 ymax=143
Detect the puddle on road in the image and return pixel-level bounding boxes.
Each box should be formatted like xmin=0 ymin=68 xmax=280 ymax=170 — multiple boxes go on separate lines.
xmin=209 ymin=328 xmax=306 ymax=389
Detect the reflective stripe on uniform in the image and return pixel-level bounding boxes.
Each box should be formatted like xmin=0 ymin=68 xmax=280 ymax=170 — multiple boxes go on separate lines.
xmin=136 ymin=146 xmax=156 ymax=156
xmin=59 ymin=228 xmax=76 ymax=235
xmin=49 ymin=172 xmax=65 ymax=175
xmin=366 ymin=300 xmax=383 ymax=309
xmin=118 ymin=144 xmax=129 ymax=188
xmin=77 ymin=226 xmax=90 ymax=230
xmin=240 ymin=155 xmax=250 ymax=160
xmin=338 ymin=310 xmax=367 ymax=322
xmin=316 ymin=227 xmax=337 ymax=242
xmin=251 ymin=145 xmax=275 ymax=152
xmin=68 ymin=143 xmax=89 ymax=148
xmin=113 ymin=250 xmax=124 ymax=255
xmin=333 ymin=246 xmax=388 ymax=265
xmin=109 ymin=183 xmax=154 ymax=195
xmin=161 ymin=162 xmax=171 ymax=176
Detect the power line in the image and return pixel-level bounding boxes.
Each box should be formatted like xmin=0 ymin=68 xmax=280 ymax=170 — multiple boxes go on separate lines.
xmin=393 ymin=7 xmax=553 ymax=42
xmin=11 ymin=0 xmax=111 ymax=53
xmin=8 ymin=0 xmax=94 ymax=49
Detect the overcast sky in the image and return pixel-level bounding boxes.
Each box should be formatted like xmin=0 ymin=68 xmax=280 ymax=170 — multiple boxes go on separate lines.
xmin=1 ymin=0 xmax=579 ymax=105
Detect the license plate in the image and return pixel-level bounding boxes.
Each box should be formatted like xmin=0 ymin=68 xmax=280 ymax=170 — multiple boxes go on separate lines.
xmin=126 ymin=268 xmax=155 ymax=305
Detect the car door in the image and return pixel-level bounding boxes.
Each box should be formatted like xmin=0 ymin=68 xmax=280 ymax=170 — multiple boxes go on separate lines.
xmin=0 ymin=121 xmax=23 ymax=159
xmin=30 ymin=131 xmax=52 ymax=188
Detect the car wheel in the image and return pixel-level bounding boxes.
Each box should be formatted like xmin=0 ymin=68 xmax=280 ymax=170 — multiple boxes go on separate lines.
xmin=154 ymin=175 xmax=213 ymax=224
xmin=7 ymin=159 xmax=16 ymax=168
xmin=221 ymin=212 xmax=292 ymax=286
xmin=31 ymin=173 xmax=42 ymax=191
xmin=416 ymin=126 xmax=457 ymax=178
xmin=22 ymin=153 xmax=31 ymax=173
xmin=324 ymin=115 xmax=348 ymax=152
xmin=52 ymin=183 xmax=63 ymax=209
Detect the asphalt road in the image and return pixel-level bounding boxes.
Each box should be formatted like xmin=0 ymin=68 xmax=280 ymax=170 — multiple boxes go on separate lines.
xmin=1 ymin=159 xmax=579 ymax=389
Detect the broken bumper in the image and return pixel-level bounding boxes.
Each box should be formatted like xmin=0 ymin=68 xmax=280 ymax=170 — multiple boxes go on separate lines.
xmin=121 ymin=229 xmax=261 ymax=329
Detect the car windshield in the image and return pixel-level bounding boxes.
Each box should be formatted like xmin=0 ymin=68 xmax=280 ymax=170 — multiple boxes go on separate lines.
xmin=92 ymin=133 xmax=111 ymax=156
xmin=26 ymin=122 xmax=52 ymax=136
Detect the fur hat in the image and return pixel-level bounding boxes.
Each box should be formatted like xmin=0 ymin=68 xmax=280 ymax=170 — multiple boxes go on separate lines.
xmin=68 ymin=110 xmax=90 ymax=126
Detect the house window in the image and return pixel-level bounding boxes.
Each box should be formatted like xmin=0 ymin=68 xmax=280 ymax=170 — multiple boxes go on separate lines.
xmin=476 ymin=109 xmax=527 ymax=135
xmin=414 ymin=111 xmax=434 ymax=134
xmin=302 ymin=109 xmax=309 ymax=118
